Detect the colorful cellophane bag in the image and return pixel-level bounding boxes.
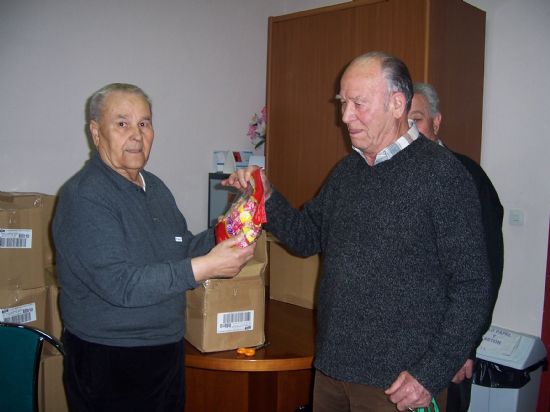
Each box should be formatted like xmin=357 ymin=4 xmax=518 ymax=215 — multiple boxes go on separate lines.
xmin=215 ymin=168 xmax=267 ymax=247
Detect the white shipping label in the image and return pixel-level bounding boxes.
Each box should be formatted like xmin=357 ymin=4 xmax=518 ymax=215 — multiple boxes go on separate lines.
xmin=0 ymin=229 xmax=32 ymax=248
xmin=216 ymin=310 xmax=254 ymax=334
xmin=0 ymin=302 xmax=37 ymax=324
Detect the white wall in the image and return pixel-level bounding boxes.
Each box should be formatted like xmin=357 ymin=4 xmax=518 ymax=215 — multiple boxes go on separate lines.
xmin=465 ymin=0 xmax=550 ymax=336
xmin=282 ymin=0 xmax=345 ymax=12
xmin=1 ymin=0 xmax=549 ymax=336
xmin=0 ymin=0 xmax=280 ymax=232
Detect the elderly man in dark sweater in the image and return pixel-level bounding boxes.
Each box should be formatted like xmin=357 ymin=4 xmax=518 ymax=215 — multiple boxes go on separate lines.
xmin=410 ymin=82 xmax=504 ymax=412
xmin=224 ymin=51 xmax=492 ymax=412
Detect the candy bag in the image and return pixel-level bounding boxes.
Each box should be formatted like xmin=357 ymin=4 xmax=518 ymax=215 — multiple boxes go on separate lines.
xmin=215 ymin=168 xmax=267 ymax=247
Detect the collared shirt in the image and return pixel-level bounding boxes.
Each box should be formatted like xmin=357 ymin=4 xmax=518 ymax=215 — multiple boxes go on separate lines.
xmin=139 ymin=172 xmax=146 ymax=191
xmin=352 ymin=120 xmax=420 ymax=165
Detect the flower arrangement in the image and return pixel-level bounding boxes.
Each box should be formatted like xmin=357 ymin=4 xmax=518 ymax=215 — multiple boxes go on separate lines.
xmin=247 ymin=106 xmax=267 ymax=149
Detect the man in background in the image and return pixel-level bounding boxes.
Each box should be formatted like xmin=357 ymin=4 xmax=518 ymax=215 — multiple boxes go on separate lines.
xmin=410 ymin=82 xmax=504 ymax=412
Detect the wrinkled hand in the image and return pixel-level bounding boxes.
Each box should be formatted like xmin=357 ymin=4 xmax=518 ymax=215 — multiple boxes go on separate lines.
xmin=451 ymin=359 xmax=474 ymax=384
xmin=385 ymin=371 xmax=432 ymax=411
xmin=221 ymin=165 xmax=272 ymax=201
xmin=191 ymin=235 xmax=256 ymax=282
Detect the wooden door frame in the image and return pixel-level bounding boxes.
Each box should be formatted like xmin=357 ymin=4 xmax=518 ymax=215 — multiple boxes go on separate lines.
xmin=537 ymin=218 xmax=550 ymax=412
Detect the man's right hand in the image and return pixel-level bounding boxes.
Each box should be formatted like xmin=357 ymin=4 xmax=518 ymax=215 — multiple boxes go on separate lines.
xmin=191 ymin=235 xmax=256 ymax=282
xmin=222 ymin=166 xmax=272 ymax=201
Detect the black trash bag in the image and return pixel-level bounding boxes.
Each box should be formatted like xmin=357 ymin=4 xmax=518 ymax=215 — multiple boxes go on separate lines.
xmin=472 ymin=358 xmax=547 ymax=389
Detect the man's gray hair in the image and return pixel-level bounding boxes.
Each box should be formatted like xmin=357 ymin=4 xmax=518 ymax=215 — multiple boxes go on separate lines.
xmin=347 ymin=51 xmax=414 ymax=112
xmin=88 ymin=83 xmax=152 ymax=122
xmin=413 ymin=83 xmax=440 ymax=116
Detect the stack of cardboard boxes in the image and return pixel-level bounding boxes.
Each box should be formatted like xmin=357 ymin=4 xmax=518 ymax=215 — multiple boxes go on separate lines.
xmin=0 ymin=191 xmax=67 ymax=412
xmin=1 ymin=190 xmax=269 ymax=409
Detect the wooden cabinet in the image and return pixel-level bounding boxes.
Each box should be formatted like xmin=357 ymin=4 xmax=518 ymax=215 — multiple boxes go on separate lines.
xmin=266 ymin=0 xmax=485 ymax=208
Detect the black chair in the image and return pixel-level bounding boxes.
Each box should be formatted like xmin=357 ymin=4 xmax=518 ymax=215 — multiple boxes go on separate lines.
xmin=0 ymin=322 xmax=64 ymax=412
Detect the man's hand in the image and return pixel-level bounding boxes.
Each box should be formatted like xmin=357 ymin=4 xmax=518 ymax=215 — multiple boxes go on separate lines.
xmin=222 ymin=165 xmax=272 ymax=201
xmin=385 ymin=371 xmax=432 ymax=411
xmin=191 ymin=235 xmax=256 ymax=282
xmin=451 ymin=359 xmax=474 ymax=384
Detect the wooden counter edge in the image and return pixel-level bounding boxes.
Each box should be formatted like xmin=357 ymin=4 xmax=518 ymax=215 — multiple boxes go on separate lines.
xmin=185 ymin=353 xmax=314 ymax=372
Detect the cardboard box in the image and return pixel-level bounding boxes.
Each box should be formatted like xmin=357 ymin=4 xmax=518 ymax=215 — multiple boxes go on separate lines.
xmin=44 ymin=267 xmax=63 ymax=354
xmin=185 ymin=233 xmax=268 ymax=353
xmin=268 ymin=238 xmax=320 ymax=309
xmin=44 ymin=267 xmax=62 ymax=338
xmin=0 ymin=286 xmax=47 ymax=330
xmin=238 ymin=231 xmax=268 ymax=282
xmin=186 ymin=276 xmax=265 ymax=353
xmin=39 ymin=353 xmax=68 ymax=412
xmin=0 ymin=191 xmax=57 ymax=268
xmin=0 ymin=201 xmax=46 ymax=289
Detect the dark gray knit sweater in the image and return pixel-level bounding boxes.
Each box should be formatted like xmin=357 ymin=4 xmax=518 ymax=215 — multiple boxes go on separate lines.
xmin=265 ymin=136 xmax=492 ymax=396
xmin=53 ymin=153 xmax=214 ymax=347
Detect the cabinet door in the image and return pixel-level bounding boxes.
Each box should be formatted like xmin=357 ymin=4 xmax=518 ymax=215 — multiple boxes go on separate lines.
xmin=267 ymin=0 xmax=429 ymax=208
xmin=267 ymin=0 xmax=485 ymax=207
xmin=427 ymin=0 xmax=485 ymax=163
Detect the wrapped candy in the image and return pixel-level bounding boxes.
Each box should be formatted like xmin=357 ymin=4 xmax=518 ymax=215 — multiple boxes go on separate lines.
xmin=215 ymin=168 xmax=267 ymax=247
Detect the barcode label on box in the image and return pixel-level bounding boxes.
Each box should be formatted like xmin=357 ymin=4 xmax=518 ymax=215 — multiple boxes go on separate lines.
xmin=216 ymin=310 xmax=254 ymax=334
xmin=0 ymin=229 xmax=32 ymax=248
xmin=0 ymin=302 xmax=37 ymax=324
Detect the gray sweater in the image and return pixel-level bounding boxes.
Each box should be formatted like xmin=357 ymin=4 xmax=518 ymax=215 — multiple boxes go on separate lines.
xmin=265 ymin=137 xmax=492 ymax=396
xmin=53 ymin=153 xmax=214 ymax=346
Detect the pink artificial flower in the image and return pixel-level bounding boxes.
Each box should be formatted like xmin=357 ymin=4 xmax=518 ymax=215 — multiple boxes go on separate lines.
xmin=247 ymin=107 xmax=267 ymax=148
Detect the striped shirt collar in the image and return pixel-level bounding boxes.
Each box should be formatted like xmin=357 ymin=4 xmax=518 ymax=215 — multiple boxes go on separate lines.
xmin=353 ymin=120 xmax=420 ymax=165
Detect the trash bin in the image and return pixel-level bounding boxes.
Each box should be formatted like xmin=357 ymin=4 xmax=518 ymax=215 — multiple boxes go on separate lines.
xmin=469 ymin=325 xmax=547 ymax=412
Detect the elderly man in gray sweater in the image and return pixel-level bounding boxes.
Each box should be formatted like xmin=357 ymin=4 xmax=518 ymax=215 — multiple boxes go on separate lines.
xmin=54 ymin=83 xmax=255 ymax=412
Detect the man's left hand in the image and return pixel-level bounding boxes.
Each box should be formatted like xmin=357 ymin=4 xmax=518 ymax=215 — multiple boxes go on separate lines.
xmin=451 ymin=359 xmax=474 ymax=384
xmin=385 ymin=371 xmax=432 ymax=411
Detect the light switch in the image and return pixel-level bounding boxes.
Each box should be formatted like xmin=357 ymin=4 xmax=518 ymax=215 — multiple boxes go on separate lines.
xmin=509 ymin=209 xmax=524 ymax=226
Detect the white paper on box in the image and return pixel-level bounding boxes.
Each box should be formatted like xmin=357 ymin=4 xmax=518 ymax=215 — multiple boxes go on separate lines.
xmin=0 ymin=302 xmax=37 ymax=323
xmin=216 ymin=310 xmax=254 ymax=334
xmin=0 ymin=228 xmax=32 ymax=248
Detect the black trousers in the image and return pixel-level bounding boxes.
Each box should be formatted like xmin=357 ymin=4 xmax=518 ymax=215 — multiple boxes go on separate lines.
xmin=62 ymin=330 xmax=185 ymax=412
xmin=446 ymin=379 xmax=472 ymax=412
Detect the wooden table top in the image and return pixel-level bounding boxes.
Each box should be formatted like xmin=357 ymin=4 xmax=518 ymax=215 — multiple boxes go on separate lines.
xmin=185 ymin=299 xmax=316 ymax=372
